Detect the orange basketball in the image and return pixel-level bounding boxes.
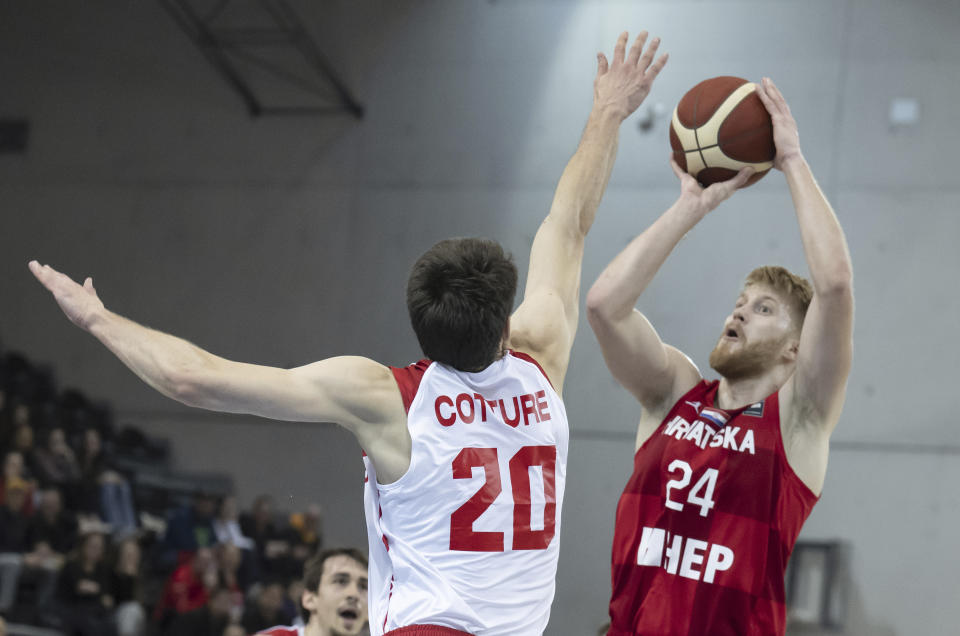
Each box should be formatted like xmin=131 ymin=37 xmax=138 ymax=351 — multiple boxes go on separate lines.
xmin=669 ymin=76 xmax=775 ymax=187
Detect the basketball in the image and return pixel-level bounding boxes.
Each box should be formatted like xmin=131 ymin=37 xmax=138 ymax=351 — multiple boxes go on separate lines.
xmin=669 ymin=76 xmax=775 ymax=187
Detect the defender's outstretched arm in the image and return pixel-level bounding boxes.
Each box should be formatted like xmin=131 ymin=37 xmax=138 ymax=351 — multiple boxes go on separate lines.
xmin=586 ymin=162 xmax=752 ymax=414
xmin=28 ymin=261 xmax=400 ymax=432
xmin=509 ymin=31 xmax=668 ymax=393
xmin=756 ymin=78 xmax=854 ymax=433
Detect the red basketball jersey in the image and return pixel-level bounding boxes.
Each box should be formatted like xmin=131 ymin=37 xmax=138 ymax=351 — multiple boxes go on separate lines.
xmin=608 ymin=380 xmax=818 ymax=636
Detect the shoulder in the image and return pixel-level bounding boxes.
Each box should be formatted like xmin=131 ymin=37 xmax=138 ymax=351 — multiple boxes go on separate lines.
xmin=508 ymin=350 xmax=554 ymax=387
xmin=508 ymin=296 xmax=572 ymax=389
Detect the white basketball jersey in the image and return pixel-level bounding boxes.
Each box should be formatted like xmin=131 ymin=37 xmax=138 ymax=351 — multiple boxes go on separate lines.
xmin=363 ymin=351 xmax=568 ymax=636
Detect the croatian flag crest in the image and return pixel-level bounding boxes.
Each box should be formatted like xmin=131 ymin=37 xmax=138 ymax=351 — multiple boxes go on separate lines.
xmin=699 ymin=407 xmax=729 ymax=428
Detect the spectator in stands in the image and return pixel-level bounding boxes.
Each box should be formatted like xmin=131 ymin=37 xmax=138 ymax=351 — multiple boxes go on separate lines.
xmin=31 ymin=427 xmax=82 ymax=507
xmin=153 ymin=545 xmax=218 ymax=629
xmin=8 ymin=403 xmax=34 ymax=448
xmin=223 ymin=624 xmax=247 ymax=636
xmin=0 ymin=451 xmax=35 ymax=515
xmin=287 ymin=503 xmax=323 ymax=565
xmin=256 ymin=548 xmax=368 ymax=636
xmin=21 ymin=487 xmax=76 ymax=610
xmin=241 ymin=495 xmax=291 ymax=579
xmin=281 ymin=578 xmax=305 ymax=630
xmin=163 ymin=585 xmax=233 ymax=636
xmin=242 ymin=580 xmax=290 ymax=634
xmin=214 ymin=495 xmax=255 ymax=551
xmin=26 ymin=486 xmax=77 ymax=558
xmin=78 ymin=427 xmax=137 ymax=534
xmin=159 ymin=492 xmax=218 ymax=569
xmin=56 ymin=527 xmax=116 ymax=636
xmin=111 ymin=536 xmax=146 ymax=636
xmin=216 ymin=541 xmax=247 ymax=616
xmin=0 ymin=477 xmax=31 ymax=615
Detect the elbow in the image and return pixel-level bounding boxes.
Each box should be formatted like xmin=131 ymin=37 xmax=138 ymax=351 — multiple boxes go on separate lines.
xmin=168 ymin=375 xmax=202 ymax=407
xmin=165 ymin=365 xmax=212 ymax=408
xmin=586 ymin=285 xmax=629 ymax=332
xmin=586 ymin=285 xmax=612 ymax=326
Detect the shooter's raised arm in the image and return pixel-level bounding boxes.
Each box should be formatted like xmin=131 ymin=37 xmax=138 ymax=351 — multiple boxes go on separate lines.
xmin=586 ymin=158 xmax=752 ymax=417
xmin=756 ymin=78 xmax=853 ymax=482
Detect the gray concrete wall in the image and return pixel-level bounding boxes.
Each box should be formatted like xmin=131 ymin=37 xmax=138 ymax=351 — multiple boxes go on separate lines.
xmin=2 ymin=1 xmax=958 ymax=634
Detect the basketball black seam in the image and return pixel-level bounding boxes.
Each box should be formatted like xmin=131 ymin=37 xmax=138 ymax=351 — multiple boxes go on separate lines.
xmin=689 ymin=124 xmax=774 ymax=162
xmin=692 ymin=88 xmax=709 ymax=169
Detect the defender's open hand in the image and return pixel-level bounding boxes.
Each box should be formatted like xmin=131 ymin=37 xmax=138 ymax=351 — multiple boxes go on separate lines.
xmin=29 ymin=261 xmax=104 ymax=331
xmin=594 ymin=31 xmax=668 ymax=120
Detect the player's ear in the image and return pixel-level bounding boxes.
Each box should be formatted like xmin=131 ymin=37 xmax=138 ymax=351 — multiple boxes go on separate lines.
xmin=302 ymin=588 xmax=318 ymax=614
xmin=783 ymin=337 xmax=800 ymax=363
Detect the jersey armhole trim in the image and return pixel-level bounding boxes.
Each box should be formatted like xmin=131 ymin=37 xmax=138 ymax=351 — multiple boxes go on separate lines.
xmin=509 ymin=350 xmax=555 ymax=391
xmin=389 ymin=359 xmax=432 ymax=413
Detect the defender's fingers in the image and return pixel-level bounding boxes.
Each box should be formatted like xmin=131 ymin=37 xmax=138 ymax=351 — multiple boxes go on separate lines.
xmin=647 ymin=52 xmax=669 ymax=78
xmin=29 ymin=260 xmax=54 ymax=281
xmin=626 ymin=30 xmax=649 ymax=66
xmin=613 ymin=31 xmax=629 ymax=65
xmin=637 ymin=36 xmax=660 ymax=71
xmin=84 ymin=277 xmax=95 ymax=293
xmin=597 ymin=52 xmax=609 ymax=76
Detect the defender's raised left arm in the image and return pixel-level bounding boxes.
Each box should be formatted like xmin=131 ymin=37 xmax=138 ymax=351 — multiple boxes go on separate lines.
xmin=509 ymin=31 xmax=667 ymax=391
xmin=758 ymin=78 xmax=854 ymax=432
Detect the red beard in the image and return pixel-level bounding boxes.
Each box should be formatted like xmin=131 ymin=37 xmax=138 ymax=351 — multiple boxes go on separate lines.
xmin=708 ymin=336 xmax=784 ymax=380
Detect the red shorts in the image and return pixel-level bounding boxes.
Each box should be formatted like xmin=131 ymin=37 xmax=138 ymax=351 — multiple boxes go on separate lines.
xmin=384 ymin=627 xmax=474 ymax=636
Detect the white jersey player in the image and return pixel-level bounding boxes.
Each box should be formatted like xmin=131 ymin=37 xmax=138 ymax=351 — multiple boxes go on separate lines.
xmin=29 ymin=31 xmax=668 ymax=636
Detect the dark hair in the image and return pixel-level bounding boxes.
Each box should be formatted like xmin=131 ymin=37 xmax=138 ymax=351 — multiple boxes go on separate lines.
xmin=300 ymin=547 xmax=368 ymax=621
xmin=406 ymin=238 xmax=518 ymax=371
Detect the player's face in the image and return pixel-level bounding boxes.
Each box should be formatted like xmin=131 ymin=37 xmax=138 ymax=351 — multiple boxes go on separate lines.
xmin=709 ymin=284 xmax=797 ymax=379
xmin=303 ymin=555 xmax=368 ymax=636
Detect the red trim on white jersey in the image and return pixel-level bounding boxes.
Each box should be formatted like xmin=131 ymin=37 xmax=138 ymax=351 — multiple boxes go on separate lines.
xmin=391 ymin=359 xmax=431 ymax=412
xmin=385 ymin=626 xmax=475 ymax=636
xmin=508 ymin=350 xmax=553 ymax=390
xmin=256 ymin=626 xmax=303 ymax=636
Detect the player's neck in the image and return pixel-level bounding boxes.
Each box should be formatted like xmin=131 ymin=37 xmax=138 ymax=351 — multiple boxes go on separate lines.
xmin=716 ymin=367 xmax=789 ymax=410
xmin=305 ymin=618 xmax=328 ymax=636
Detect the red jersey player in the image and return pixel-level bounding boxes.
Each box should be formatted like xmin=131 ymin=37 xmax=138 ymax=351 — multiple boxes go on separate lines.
xmin=29 ymin=31 xmax=668 ymax=636
xmin=587 ymin=78 xmax=854 ymax=635
xmin=258 ymin=548 xmax=368 ymax=636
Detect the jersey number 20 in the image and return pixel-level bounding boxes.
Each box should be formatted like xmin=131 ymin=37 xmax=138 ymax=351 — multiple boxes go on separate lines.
xmin=450 ymin=445 xmax=556 ymax=552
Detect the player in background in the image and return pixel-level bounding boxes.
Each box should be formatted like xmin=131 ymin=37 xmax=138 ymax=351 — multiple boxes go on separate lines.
xmin=586 ymin=77 xmax=853 ymax=635
xmin=257 ymin=548 xmax=368 ymax=636
xmin=30 ymin=31 xmax=668 ymax=636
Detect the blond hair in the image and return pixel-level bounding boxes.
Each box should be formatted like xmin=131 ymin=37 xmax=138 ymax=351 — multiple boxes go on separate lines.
xmin=745 ymin=265 xmax=812 ymax=328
